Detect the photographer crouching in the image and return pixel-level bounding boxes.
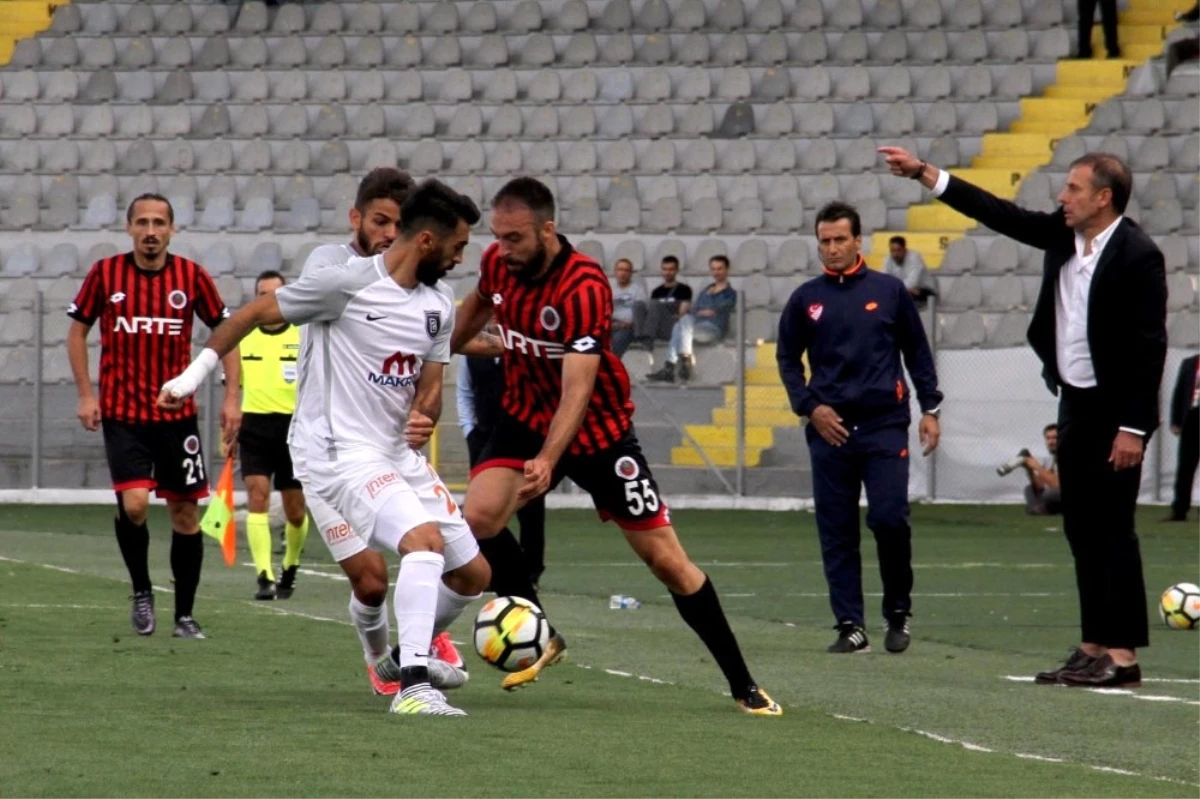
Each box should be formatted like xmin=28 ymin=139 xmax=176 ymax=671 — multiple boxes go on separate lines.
xmin=999 ymin=423 xmax=1061 ymax=515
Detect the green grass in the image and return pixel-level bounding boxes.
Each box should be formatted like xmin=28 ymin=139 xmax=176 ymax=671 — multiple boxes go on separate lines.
xmin=0 ymin=504 xmax=1197 ymax=797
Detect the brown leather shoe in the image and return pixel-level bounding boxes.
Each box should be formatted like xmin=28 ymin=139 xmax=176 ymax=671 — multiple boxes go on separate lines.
xmin=1034 ymin=647 xmax=1095 ymax=685
xmin=1059 ymin=654 xmax=1142 ymax=688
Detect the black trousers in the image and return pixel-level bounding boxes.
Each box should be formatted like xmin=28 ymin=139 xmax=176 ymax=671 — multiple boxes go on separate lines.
xmin=466 ymin=426 xmax=546 ymax=580
xmin=1078 ymin=0 xmax=1119 ymax=56
xmin=1057 ymin=387 xmax=1149 ymax=649
xmin=1172 ymin=407 xmax=1200 ymax=518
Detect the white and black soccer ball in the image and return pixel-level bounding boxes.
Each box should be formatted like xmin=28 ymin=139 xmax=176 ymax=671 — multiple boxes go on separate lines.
xmin=1159 ymin=583 xmax=1200 ymax=630
xmin=473 ymin=596 xmax=550 ymax=672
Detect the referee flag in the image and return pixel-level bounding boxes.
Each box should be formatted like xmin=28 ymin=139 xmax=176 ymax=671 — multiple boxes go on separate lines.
xmin=201 ymin=456 xmax=238 ymax=567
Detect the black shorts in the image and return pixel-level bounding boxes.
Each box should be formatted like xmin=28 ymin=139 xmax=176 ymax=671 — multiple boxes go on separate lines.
xmin=471 ymin=414 xmax=670 ymax=531
xmin=102 ymin=417 xmax=210 ymax=501
xmin=238 ymin=413 xmax=301 ymax=490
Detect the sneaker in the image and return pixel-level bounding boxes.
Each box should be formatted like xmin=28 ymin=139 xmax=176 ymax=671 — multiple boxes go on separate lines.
xmin=368 ymin=658 xmax=402 ymax=696
xmin=678 ymin=355 xmax=693 ymax=383
xmin=254 ymin=571 xmax=276 ymax=601
xmin=130 ymin=590 xmax=156 ymax=636
xmin=427 ymin=657 xmax=470 ymax=690
xmin=502 ymin=631 xmax=568 ymax=691
xmin=431 ymin=631 xmax=464 ymax=668
xmin=276 ymin=565 xmax=297 ymax=599
xmin=827 ymin=624 xmax=870 ymax=653
xmin=172 ymin=616 xmax=206 ymax=639
xmin=645 ymin=362 xmax=675 ymax=383
xmin=389 ymin=684 xmax=468 ymax=716
xmin=736 ymin=685 xmax=783 ymax=716
xmin=885 ymin=616 xmax=911 ymax=653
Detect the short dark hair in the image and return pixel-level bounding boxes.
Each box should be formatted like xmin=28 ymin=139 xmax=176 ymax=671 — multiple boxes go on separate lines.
xmin=889 ymin=235 xmax=907 ymax=248
xmin=399 ymin=178 xmax=481 ymax=237
xmin=126 ymin=193 xmax=174 ymax=224
xmin=255 ymin=270 xmax=286 ymax=290
xmin=491 ymin=176 xmax=556 ymax=223
xmin=709 ymin=255 xmax=730 ymax=269
xmin=815 ymin=201 xmax=861 ymax=238
xmin=661 ymin=255 xmax=680 ymax=268
xmin=1044 ymin=423 xmax=1058 ymax=434
xmin=1069 ymin=152 xmax=1132 ymax=214
xmin=355 ymin=168 xmax=414 ymax=212
xmin=614 ymin=258 xmax=633 ymax=269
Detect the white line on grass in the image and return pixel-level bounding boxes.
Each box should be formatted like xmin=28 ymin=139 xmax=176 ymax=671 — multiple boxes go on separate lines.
xmin=0 ymin=603 xmax=124 ymax=610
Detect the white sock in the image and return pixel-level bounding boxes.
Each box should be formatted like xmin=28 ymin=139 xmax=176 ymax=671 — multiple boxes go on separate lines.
xmin=394 ymin=551 xmax=445 ymax=671
xmin=348 ymin=593 xmax=390 ymax=663
xmin=435 ymin=579 xmax=481 ymax=634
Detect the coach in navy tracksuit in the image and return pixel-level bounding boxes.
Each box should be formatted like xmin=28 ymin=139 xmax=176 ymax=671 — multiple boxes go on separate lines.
xmin=777 ymin=201 xmax=943 ymax=655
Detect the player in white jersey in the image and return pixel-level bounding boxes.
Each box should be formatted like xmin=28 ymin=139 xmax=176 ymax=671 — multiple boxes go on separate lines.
xmin=160 ymin=180 xmax=490 ymax=717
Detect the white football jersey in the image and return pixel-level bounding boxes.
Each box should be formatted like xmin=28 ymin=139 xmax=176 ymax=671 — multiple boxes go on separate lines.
xmin=276 ymin=253 xmax=455 ymax=460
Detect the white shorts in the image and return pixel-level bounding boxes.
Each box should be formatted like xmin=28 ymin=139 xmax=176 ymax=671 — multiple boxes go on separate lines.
xmin=291 ymin=443 xmax=369 ymax=564
xmin=302 ymin=445 xmax=479 ymax=572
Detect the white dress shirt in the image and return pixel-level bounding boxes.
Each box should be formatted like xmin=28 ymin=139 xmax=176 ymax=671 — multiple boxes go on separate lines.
xmin=930 ymin=170 xmax=1142 ymax=435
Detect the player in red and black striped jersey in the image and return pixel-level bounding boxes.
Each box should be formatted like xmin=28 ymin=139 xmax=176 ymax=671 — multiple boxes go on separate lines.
xmin=451 ymin=178 xmax=780 ymax=715
xmin=65 ymin=194 xmax=242 ymax=640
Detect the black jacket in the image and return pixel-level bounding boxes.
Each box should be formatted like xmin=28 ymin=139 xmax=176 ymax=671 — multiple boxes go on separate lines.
xmin=1170 ymin=354 xmax=1200 ymax=429
xmin=938 ymin=175 xmax=1168 ymax=435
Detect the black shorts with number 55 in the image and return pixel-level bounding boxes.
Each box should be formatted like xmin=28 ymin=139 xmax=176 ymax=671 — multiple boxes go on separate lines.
xmin=471 ymin=413 xmax=670 ymax=531
xmin=102 ymin=417 xmax=210 ymax=501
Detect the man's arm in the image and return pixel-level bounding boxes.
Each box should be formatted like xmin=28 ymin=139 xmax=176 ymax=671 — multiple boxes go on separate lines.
xmin=218 ymin=349 xmax=241 ymax=445
xmin=879 ymin=146 xmax=1067 ymax=250
xmin=519 ymin=352 xmax=599 ymax=500
xmin=775 ymin=292 xmax=815 ymax=417
xmin=66 ymin=321 xmax=100 ymax=431
xmin=405 ymin=361 xmax=444 ymax=450
xmin=895 ymin=286 xmax=943 ymax=413
xmin=456 ymin=357 xmax=476 ymax=438
xmin=1170 ymin=358 xmax=1191 ymax=430
xmin=451 ymin=289 xmax=495 ymax=354
xmin=677 ymin=284 xmax=692 ymax=317
xmin=1115 ymin=247 xmax=1169 ymax=435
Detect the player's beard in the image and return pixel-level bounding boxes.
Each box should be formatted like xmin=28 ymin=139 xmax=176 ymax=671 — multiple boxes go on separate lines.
xmin=416 ymin=253 xmax=447 ymax=287
xmin=508 ymin=241 xmax=548 ymax=284
xmin=355 ymin=229 xmax=388 ymax=256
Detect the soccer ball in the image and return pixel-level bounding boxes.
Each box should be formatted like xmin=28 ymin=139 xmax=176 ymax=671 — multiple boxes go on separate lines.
xmin=1158 ymin=583 xmax=1200 ymax=630
xmin=473 ymin=596 xmax=550 ymax=672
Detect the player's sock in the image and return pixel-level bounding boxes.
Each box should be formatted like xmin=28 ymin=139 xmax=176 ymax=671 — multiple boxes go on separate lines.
xmin=170 ymin=531 xmax=204 ymax=621
xmin=348 ymin=592 xmax=390 ymax=663
xmin=671 ymin=575 xmax=755 ymax=700
xmin=478 ymin=528 xmax=543 ymax=610
xmin=246 ymin=512 xmax=276 ymax=582
xmin=435 ymin=579 xmax=480 ymax=634
xmin=283 ymin=515 xmax=309 ymax=569
xmin=113 ymin=505 xmax=152 ymax=594
xmin=394 ymin=551 xmax=444 ymax=686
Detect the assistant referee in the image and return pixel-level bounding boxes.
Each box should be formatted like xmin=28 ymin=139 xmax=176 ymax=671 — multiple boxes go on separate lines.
xmin=239 ymin=270 xmax=309 ymax=600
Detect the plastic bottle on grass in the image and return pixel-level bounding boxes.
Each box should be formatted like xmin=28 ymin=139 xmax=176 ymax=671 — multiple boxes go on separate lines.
xmin=609 ymin=594 xmax=643 ymax=610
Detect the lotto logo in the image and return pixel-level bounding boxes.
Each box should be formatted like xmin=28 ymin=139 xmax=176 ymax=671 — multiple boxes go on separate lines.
xmin=365 ymin=471 xmax=401 ymax=499
xmin=323 ymin=522 xmax=352 ymax=544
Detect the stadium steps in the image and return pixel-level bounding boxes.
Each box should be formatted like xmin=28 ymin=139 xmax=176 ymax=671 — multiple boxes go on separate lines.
xmin=0 ymin=0 xmax=57 ymax=66
xmin=867 ymin=0 xmax=1184 ymax=277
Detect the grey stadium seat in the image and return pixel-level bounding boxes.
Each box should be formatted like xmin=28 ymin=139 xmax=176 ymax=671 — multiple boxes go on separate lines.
xmin=942 ymin=310 xmax=987 ymax=349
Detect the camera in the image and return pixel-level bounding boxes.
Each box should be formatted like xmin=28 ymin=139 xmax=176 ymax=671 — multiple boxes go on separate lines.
xmin=997 ymin=449 xmax=1032 ymax=476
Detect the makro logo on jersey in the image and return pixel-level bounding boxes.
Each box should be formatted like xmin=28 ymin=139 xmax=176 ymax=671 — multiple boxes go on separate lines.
xmin=114 ymin=316 xmax=184 ymax=335
xmin=499 ymin=325 xmax=564 ymax=359
xmin=367 ymin=351 xmax=418 ymax=388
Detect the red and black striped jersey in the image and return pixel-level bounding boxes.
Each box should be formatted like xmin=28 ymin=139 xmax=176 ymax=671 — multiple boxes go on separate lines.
xmin=68 ymin=252 xmax=229 ymax=425
xmin=477 ymin=236 xmax=634 ymax=455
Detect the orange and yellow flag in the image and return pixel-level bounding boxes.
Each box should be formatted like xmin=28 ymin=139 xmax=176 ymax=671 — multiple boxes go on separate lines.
xmin=200 ymin=456 xmax=237 ymax=567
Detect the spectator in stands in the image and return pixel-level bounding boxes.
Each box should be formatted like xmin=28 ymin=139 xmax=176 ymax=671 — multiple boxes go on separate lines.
xmin=883 ymin=236 xmax=937 ymax=306
xmin=646 ymin=256 xmax=737 ymax=385
xmin=1165 ymin=353 xmax=1199 ymax=521
xmin=1022 ymin=424 xmax=1062 ymax=516
xmin=610 ymin=258 xmax=646 ymax=357
xmin=1077 ymin=0 xmax=1120 ymax=59
xmin=1167 ymin=3 xmax=1199 ymax=76
xmin=633 ymin=255 xmax=692 ymax=351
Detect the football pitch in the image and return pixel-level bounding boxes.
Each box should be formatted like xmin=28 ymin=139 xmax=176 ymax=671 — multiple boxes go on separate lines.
xmin=1 ymin=504 xmax=1197 ymax=798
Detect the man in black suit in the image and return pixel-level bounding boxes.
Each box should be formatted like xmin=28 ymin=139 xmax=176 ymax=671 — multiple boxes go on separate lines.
xmin=1166 ymin=354 xmax=1200 ymax=521
xmin=880 ymin=145 xmax=1168 ymax=689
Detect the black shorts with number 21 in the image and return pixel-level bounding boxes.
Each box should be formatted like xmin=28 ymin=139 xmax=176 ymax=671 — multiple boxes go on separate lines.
xmin=102 ymin=417 xmax=209 ymax=501
xmin=472 ymin=413 xmax=670 ymax=531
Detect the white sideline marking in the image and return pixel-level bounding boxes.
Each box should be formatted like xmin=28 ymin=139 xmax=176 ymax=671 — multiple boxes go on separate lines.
xmin=0 ymin=603 xmax=124 ymax=610
xmin=1016 ymin=753 xmax=1066 ymax=763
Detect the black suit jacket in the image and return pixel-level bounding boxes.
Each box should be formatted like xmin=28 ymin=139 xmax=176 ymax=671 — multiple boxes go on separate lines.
xmin=938 ymin=175 xmax=1168 ymax=434
xmin=1170 ymin=354 xmax=1199 ymax=429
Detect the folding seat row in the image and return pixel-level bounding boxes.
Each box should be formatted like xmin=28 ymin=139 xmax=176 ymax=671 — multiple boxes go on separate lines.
xmin=936 ymin=310 xmax=1036 ymax=350
xmin=1085 ymin=98 xmax=1200 ymax=136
